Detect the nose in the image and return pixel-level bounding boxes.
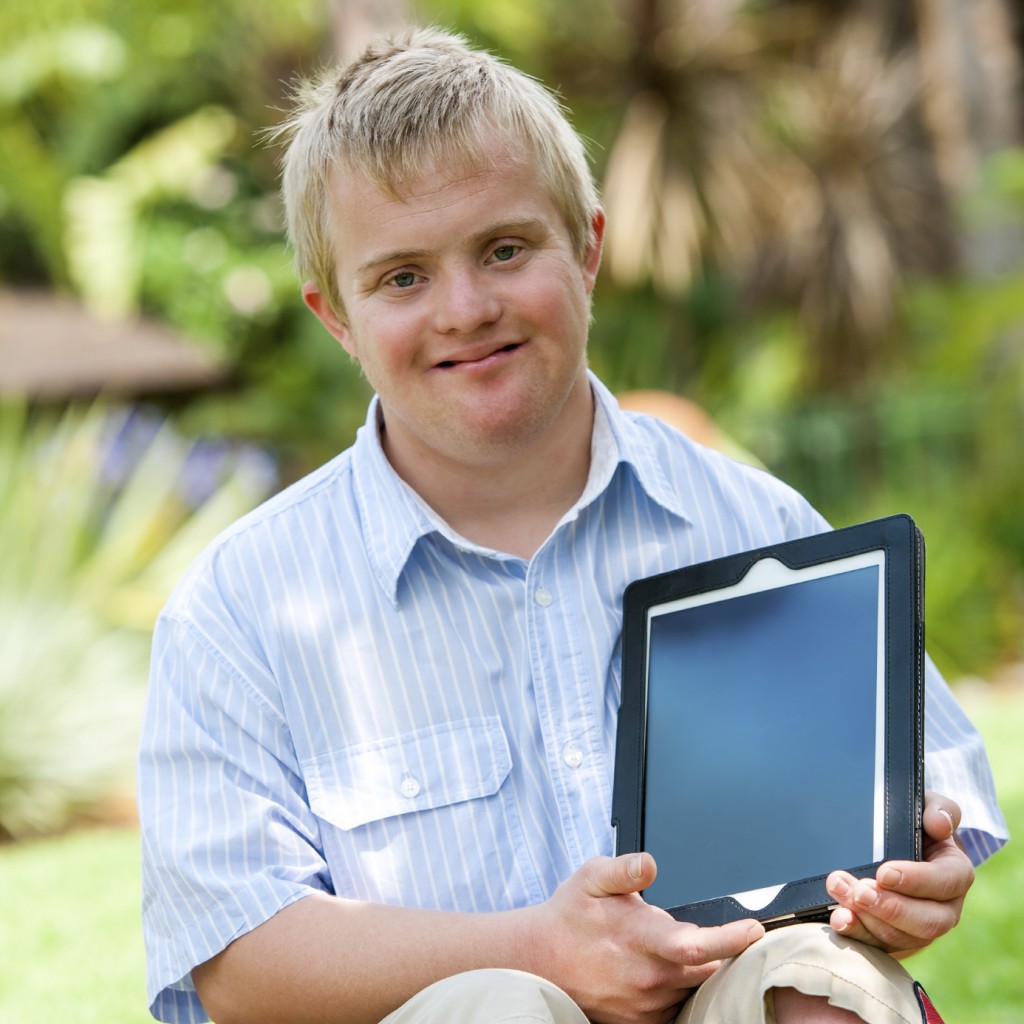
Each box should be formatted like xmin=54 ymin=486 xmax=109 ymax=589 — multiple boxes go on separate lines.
xmin=432 ymin=265 xmax=501 ymax=334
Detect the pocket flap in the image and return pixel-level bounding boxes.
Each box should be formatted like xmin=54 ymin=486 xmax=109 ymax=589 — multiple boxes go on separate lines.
xmin=303 ymin=717 xmax=512 ymax=831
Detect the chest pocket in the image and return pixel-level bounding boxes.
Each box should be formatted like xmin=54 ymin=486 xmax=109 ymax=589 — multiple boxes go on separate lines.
xmin=303 ymin=716 xmax=512 ymax=831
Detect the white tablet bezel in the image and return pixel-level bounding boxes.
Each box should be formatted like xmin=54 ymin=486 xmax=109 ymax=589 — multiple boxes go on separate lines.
xmin=642 ymin=549 xmax=887 ymax=912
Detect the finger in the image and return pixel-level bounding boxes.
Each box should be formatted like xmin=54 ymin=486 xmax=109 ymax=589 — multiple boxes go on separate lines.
xmin=848 ymin=901 xmax=950 ymax=951
xmin=875 ymin=843 xmax=975 ymax=903
xmin=922 ymin=791 xmax=962 ymax=842
xmin=829 ymin=905 xmax=923 ymax=951
xmin=656 ymin=918 xmax=764 ymax=968
xmin=829 ymin=874 xmax=962 ymax=949
xmin=579 ymin=852 xmax=657 ymax=898
xmin=830 ymin=905 xmax=880 ymax=946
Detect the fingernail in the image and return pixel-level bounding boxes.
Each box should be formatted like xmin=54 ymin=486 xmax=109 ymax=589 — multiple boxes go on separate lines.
xmin=938 ymin=808 xmax=956 ymax=836
xmin=748 ymin=922 xmax=765 ymax=942
xmin=628 ymin=855 xmax=643 ymax=879
xmin=854 ymin=884 xmax=878 ymax=909
xmin=833 ymin=910 xmax=852 ymax=933
xmin=829 ymin=877 xmax=850 ymax=899
xmin=880 ymin=866 xmax=902 ymax=888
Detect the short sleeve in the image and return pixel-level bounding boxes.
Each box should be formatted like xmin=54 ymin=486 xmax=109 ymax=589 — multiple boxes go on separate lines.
xmin=139 ymin=612 xmax=332 ymax=1024
xmin=922 ymin=657 xmax=1009 ymax=865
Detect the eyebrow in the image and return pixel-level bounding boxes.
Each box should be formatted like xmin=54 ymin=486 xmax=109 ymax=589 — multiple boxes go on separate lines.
xmin=356 ymin=249 xmax=430 ymax=277
xmin=355 ymin=218 xmax=550 ymax=277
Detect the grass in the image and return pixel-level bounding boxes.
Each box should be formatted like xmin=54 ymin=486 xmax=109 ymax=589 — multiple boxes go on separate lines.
xmin=907 ymin=685 xmax=1024 ymax=1022
xmin=0 ymin=686 xmax=1019 ymax=1023
xmin=0 ymin=825 xmax=149 ymax=1023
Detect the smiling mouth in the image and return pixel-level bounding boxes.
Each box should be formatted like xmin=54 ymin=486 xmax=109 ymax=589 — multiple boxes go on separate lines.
xmin=436 ymin=342 xmax=522 ymax=369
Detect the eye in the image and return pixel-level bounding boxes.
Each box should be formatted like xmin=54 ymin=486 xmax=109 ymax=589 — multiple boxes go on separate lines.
xmin=491 ymin=244 xmax=519 ymax=262
xmin=387 ymin=270 xmax=419 ymax=289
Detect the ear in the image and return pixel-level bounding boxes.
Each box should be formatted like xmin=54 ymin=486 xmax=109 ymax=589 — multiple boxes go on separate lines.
xmin=581 ymin=207 xmax=606 ymax=294
xmin=302 ymin=281 xmax=356 ymax=359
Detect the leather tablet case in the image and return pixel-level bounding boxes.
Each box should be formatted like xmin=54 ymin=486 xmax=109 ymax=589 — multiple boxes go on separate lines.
xmin=612 ymin=514 xmax=925 ymax=928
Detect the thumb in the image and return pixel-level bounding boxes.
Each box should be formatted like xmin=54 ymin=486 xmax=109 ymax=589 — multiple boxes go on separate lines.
xmin=923 ymin=792 xmax=961 ymax=842
xmin=580 ymin=852 xmax=657 ymax=898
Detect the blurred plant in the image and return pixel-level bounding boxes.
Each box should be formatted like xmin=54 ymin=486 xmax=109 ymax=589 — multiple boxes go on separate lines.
xmin=0 ymin=402 xmax=276 ymax=839
xmin=64 ymin=105 xmax=240 ymax=320
xmin=1 ymin=0 xmax=1020 ymax=689
xmin=711 ymin=246 xmax=1024 ymax=679
xmin=1 ymin=0 xmax=372 ymax=470
xmin=735 ymin=383 xmax=1021 ymax=679
xmin=597 ymin=0 xmax=961 ymax=396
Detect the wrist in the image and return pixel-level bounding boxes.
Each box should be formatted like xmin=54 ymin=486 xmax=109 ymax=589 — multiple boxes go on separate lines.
xmin=498 ymin=903 xmax=553 ymax=977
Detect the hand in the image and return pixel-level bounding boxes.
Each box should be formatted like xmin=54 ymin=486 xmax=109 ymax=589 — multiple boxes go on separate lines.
xmin=825 ymin=791 xmax=975 ymax=956
xmin=531 ymin=852 xmax=764 ymax=1024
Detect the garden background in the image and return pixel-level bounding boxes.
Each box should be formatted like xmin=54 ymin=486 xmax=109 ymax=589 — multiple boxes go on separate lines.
xmin=1 ymin=0 xmax=1021 ymax=1020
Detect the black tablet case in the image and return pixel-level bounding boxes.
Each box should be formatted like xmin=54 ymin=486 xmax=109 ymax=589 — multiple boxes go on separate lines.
xmin=612 ymin=514 xmax=925 ymax=928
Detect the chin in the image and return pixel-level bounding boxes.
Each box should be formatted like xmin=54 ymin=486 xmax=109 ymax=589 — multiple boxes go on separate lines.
xmin=442 ymin=418 xmax=550 ymax=465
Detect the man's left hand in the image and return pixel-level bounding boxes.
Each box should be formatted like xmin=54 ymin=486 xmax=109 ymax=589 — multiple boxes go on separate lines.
xmin=825 ymin=791 xmax=975 ymax=956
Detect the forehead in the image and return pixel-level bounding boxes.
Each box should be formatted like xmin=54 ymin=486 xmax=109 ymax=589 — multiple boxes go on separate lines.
xmin=327 ymin=124 xmax=561 ymax=219
xmin=340 ymin=121 xmax=530 ymax=196
xmin=325 ymin=148 xmax=567 ymax=266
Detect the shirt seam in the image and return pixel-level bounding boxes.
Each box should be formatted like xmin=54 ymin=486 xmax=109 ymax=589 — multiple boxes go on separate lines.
xmin=177 ymin=453 xmax=356 ymax=607
xmin=164 ymin=611 xmax=289 ymax=729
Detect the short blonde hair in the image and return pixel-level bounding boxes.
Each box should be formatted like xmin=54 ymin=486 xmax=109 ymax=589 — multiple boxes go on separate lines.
xmin=274 ymin=27 xmax=600 ymax=317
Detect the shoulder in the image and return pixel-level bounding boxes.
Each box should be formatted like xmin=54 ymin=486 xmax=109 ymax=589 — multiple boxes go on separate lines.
xmin=163 ymin=447 xmax=359 ymax=621
xmin=618 ymin=406 xmax=830 ymax=544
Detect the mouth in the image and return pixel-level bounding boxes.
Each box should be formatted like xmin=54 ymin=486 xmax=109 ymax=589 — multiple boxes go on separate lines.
xmin=436 ymin=342 xmax=523 ymax=369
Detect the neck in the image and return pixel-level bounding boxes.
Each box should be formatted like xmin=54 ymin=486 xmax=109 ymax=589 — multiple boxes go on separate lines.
xmin=382 ymin=387 xmax=595 ymax=560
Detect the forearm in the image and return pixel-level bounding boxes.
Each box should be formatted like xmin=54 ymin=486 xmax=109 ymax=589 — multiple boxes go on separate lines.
xmin=192 ymin=891 xmax=542 ymax=1024
xmin=193 ymin=853 xmax=766 ymax=1024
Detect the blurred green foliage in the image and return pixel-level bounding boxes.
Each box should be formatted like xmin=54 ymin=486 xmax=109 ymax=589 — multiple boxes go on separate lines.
xmin=0 ymin=402 xmax=274 ymax=838
xmin=1 ymin=0 xmax=1021 ymax=694
xmin=0 ymin=0 xmax=373 ymax=469
xmin=912 ymin=686 xmax=1024 ymax=1019
xmin=706 ymin=299 xmax=1023 ymax=677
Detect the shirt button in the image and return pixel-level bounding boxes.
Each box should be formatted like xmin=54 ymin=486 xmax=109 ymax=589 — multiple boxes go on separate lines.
xmin=400 ymin=775 xmax=421 ymax=798
xmin=535 ymin=587 xmax=553 ymax=607
xmin=563 ymin=744 xmax=584 ymax=769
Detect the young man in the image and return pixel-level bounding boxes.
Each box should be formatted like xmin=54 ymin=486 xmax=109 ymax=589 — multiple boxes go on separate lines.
xmin=139 ymin=28 xmax=1007 ymax=1024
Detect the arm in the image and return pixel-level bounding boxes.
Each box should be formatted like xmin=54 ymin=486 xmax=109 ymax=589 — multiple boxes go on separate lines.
xmin=825 ymin=790 xmax=975 ymax=957
xmin=144 ymin=614 xmax=760 ymax=1024
xmin=193 ymin=852 xmax=764 ymax=1024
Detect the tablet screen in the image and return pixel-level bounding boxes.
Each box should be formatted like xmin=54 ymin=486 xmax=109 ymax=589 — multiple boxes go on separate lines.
xmin=642 ymin=552 xmax=886 ymax=912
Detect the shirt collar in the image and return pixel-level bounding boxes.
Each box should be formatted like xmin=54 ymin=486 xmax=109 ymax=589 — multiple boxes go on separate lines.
xmin=585 ymin=372 xmax=691 ymax=521
xmin=352 ymin=371 xmax=690 ymax=604
xmin=351 ymin=400 xmax=436 ymax=606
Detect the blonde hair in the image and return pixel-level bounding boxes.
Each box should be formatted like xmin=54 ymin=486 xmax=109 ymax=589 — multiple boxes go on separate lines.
xmin=273 ymin=27 xmax=600 ymax=317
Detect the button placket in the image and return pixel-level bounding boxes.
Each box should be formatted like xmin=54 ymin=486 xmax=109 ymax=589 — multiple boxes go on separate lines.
xmin=525 ymin=553 xmax=603 ymax=867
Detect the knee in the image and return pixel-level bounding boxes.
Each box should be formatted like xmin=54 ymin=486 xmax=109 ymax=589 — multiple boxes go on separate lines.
xmin=681 ymin=924 xmax=919 ymax=1024
xmin=400 ymin=969 xmax=587 ymax=1024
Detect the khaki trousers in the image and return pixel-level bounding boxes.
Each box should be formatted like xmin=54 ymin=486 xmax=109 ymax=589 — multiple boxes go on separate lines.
xmin=379 ymin=924 xmax=923 ymax=1024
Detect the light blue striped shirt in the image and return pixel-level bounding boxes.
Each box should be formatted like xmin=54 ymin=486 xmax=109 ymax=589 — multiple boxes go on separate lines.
xmin=139 ymin=372 xmax=1008 ymax=1022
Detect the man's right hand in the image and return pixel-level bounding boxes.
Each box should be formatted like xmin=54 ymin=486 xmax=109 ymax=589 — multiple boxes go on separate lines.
xmin=527 ymin=852 xmax=765 ymax=1024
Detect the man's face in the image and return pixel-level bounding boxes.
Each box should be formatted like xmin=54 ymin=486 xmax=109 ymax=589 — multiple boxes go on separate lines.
xmin=304 ymin=148 xmax=604 ymax=476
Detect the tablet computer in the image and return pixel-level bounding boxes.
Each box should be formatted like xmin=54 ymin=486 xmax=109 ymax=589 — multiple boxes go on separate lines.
xmin=612 ymin=514 xmax=925 ymax=928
